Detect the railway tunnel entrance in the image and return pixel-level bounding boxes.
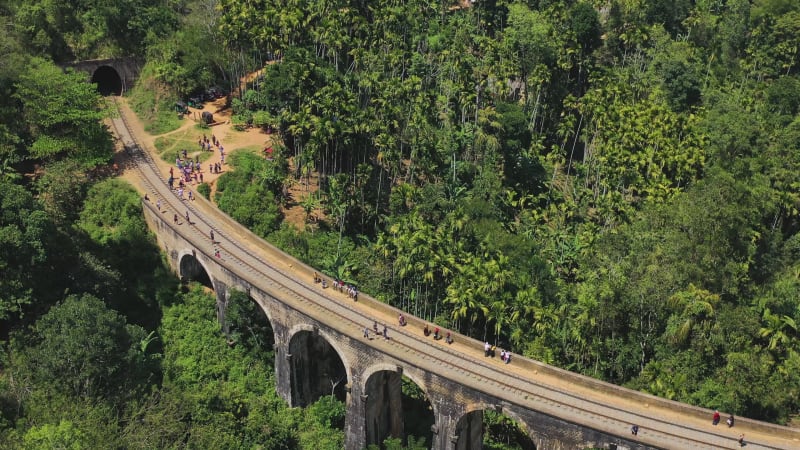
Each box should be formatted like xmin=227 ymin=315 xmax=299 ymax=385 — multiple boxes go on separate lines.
xmin=454 ymin=409 xmax=535 ymax=450
xmin=364 ymin=371 xmax=434 ymax=448
xmin=288 ymin=330 xmax=348 ymax=407
xmin=91 ymin=65 xmax=123 ymax=95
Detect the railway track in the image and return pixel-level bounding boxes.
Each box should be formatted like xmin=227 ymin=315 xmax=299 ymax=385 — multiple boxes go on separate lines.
xmin=108 ymin=97 xmax=797 ymax=450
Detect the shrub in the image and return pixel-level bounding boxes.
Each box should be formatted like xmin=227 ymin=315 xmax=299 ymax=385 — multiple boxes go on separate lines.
xmin=197 ymin=183 xmax=211 ymax=199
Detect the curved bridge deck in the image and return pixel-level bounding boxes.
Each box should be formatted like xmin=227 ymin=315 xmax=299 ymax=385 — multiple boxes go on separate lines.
xmin=110 ymin=98 xmax=800 ymax=450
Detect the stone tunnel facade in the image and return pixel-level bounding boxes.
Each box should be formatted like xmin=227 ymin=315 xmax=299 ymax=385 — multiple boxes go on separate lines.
xmin=142 ymin=203 xmax=654 ymax=450
xmin=65 ymin=57 xmax=142 ymax=94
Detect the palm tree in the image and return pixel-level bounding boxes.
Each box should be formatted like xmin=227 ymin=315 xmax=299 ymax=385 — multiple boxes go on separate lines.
xmin=760 ymin=309 xmax=798 ymax=353
xmin=300 ymin=192 xmax=320 ymax=225
xmin=666 ymin=284 xmax=720 ymax=347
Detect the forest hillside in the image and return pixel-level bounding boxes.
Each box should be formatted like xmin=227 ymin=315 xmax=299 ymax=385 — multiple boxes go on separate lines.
xmin=1 ymin=0 xmax=800 ymax=447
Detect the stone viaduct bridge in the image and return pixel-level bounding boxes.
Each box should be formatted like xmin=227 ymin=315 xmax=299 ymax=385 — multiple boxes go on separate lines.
xmin=111 ymin=100 xmax=800 ymax=450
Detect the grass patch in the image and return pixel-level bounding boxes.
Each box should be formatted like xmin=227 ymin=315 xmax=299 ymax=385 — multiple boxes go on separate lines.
xmin=154 ymin=128 xmax=215 ymax=164
xmin=236 ymin=144 xmax=265 ymax=156
xmin=127 ymin=68 xmax=183 ymax=135
xmin=147 ymin=109 xmax=184 ymax=135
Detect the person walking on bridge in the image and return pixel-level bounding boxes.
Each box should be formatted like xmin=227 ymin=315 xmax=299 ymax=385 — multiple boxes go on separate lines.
xmin=210 ymin=230 xmax=215 ymax=242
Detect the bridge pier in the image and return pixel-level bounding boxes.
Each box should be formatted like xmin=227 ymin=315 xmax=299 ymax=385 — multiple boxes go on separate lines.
xmin=213 ymin=280 xmax=229 ymax=334
xmin=431 ymin=396 xmax=465 ymax=450
xmin=273 ymin=324 xmax=292 ymax=406
xmin=452 ymin=410 xmax=482 ymax=450
xmin=344 ymin=374 xmax=367 ymax=450
xmin=364 ymin=369 xmax=405 ymax=445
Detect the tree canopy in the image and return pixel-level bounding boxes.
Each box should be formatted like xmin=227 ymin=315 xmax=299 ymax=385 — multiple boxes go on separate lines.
xmin=2 ymin=1 xmax=800 ymax=448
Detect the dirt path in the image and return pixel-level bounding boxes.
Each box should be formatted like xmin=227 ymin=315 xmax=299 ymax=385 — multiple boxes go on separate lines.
xmin=116 ymin=94 xmax=318 ymax=230
xmin=118 ymin=98 xmax=259 ymax=193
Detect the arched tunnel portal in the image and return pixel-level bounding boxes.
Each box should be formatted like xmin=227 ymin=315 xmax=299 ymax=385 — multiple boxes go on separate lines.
xmin=91 ymin=65 xmax=123 ymax=96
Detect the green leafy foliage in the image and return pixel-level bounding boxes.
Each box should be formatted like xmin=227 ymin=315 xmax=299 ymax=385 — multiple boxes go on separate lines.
xmin=76 ymin=179 xmax=149 ymax=246
xmin=197 ymin=182 xmax=211 ymax=199
xmin=127 ymin=68 xmax=184 ymax=135
xmin=0 ymin=179 xmax=53 ymax=320
xmin=22 ymin=420 xmax=88 ymax=450
xmin=215 ymin=152 xmax=285 ymax=237
xmin=2 ymin=0 xmax=800 ymax=444
xmin=9 ymin=0 xmax=177 ymax=61
xmin=158 ymin=284 xmax=344 ymax=449
xmin=483 ymin=410 xmax=536 ymax=450
xmin=9 ymin=293 xmax=151 ymax=400
xmin=74 ymin=179 xmax=169 ymax=324
xmin=14 ymin=58 xmax=112 ymax=166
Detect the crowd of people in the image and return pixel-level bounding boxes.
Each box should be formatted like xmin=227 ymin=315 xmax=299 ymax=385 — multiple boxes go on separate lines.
xmin=363 ymin=321 xmax=389 ymax=340
xmin=311 ymin=273 xmax=463 ymax=348
xmin=483 ymin=341 xmax=511 ymax=364
xmin=153 ymin=133 xmax=229 ymax=259
xmin=167 ymin=134 xmax=226 ymax=192
xmin=421 ymin=324 xmax=453 ymax=345
xmin=314 ymin=272 xmax=358 ymax=301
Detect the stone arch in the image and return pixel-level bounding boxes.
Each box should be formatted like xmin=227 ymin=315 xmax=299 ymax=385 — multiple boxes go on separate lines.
xmin=362 ymin=364 xmax=436 ymax=448
xmin=224 ymin=289 xmax=276 ymax=352
xmin=235 ymin=287 xmax=276 ymax=328
xmin=91 ymin=65 xmax=123 ymax=95
xmin=178 ymin=249 xmax=214 ymax=289
xmin=287 ymin=324 xmax=350 ymax=407
xmin=454 ymin=403 xmax=536 ymax=450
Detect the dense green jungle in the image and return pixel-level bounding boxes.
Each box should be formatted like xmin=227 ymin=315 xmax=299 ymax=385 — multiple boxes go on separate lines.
xmin=2 ymin=0 xmax=800 ymax=448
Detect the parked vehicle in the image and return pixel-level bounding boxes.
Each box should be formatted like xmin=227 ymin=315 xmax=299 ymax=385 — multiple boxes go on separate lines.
xmin=175 ymin=101 xmax=189 ymax=114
